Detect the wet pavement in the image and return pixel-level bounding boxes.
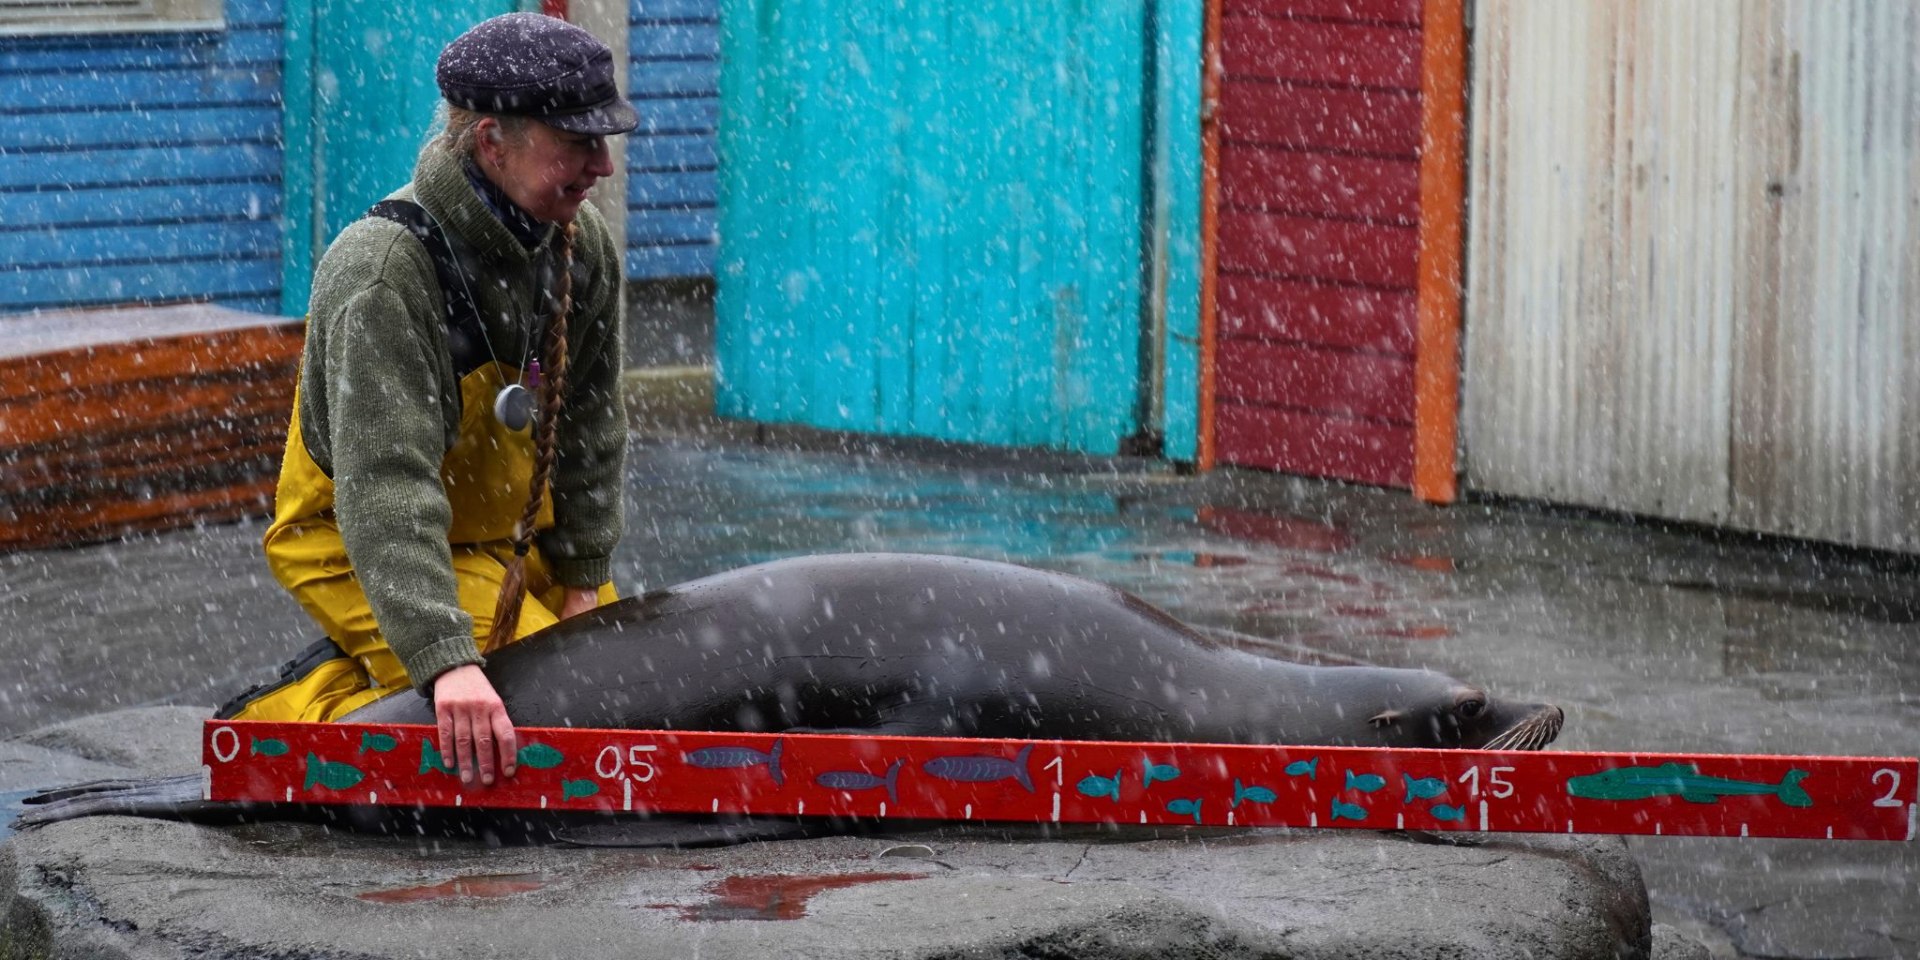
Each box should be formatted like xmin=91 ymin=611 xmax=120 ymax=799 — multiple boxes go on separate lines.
xmin=3 ymin=424 xmax=1917 ymax=958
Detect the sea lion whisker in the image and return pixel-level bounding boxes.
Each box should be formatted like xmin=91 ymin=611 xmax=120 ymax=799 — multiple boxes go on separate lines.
xmin=1480 ymin=709 xmax=1556 ymax=752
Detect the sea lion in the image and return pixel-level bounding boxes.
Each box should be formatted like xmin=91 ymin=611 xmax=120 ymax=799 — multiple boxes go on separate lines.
xmin=345 ymin=552 xmax=1564 ymax=750
xmin=15 ymin=553 xmax=1562 ymax=832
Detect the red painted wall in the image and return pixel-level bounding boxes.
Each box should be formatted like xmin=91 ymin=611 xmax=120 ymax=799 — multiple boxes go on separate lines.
xmin=1212 ymin=0 xmax=1425 ymax=487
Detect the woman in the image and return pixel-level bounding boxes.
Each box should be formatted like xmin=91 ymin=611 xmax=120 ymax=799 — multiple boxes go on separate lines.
xmin=221 ymin=13 xmax=636 ymax=790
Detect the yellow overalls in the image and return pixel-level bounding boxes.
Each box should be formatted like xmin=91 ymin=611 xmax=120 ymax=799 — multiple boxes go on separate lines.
xmin=228 ymin=360 xmax=616 ymax=722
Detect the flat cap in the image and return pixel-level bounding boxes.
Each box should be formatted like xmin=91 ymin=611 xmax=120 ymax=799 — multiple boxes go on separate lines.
xmin=436 ymin=13 xmax=639 ymax=136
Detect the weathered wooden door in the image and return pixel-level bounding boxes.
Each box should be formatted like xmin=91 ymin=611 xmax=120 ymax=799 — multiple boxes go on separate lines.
xmin=715 ymin=0 xmax=1149 ymax=454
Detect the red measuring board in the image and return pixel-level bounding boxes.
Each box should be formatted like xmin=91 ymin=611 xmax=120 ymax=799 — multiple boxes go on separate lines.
xmin=203 ymin=721 xmax=1918 ymax=841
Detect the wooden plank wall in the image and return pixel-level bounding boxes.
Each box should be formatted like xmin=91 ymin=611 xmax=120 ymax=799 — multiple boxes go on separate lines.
xmin=627 ymin=0 xmax=719 ymax=279
xmin=0 ymin=0 xmax=286 ymax=316
xmin=0 ymin=305 xmax=299 ymax=550
xmin=1211 ymin=0 xmax=1425 ymax=487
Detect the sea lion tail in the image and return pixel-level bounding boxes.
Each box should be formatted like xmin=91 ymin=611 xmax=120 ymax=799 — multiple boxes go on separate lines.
xmin=12 ymin=775 xmax=213 ymax=828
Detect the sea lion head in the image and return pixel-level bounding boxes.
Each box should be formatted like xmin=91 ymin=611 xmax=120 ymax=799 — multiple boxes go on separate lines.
xmin=1362 ymin=671 xmax=1564 ymax=751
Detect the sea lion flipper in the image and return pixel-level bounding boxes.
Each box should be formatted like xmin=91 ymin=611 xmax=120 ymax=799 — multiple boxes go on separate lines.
xmin=784 ymin=722 xmax=926 ymax=737
xmin=13 ymin=775 xmax=210 ymax=827
xmin=18 ymin=778 xmax=157 ymax=805
xmin=552 ymin=816 xmax=824 ymax=849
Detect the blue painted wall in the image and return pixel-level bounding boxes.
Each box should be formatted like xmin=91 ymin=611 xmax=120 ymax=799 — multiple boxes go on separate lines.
xmin=627 ymin=0 xmax=719 ymax=280
xmin=0 ymin=0 xmax=286 ymax=316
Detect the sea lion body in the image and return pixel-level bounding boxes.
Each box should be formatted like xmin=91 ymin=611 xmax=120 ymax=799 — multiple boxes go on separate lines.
xmin=346 ymin=553 xmax=1562 ymax=752
xmin=17 ymin=553 xmax=1560 ymax=831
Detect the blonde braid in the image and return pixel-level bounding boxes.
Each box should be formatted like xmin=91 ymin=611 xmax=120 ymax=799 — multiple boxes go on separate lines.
xmin=485 ymin=220 xmax=577 ymax=651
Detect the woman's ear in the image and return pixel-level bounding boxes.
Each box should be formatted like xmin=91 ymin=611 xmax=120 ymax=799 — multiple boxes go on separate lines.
xmin=472 ymin=116 xmax=504 ymax=169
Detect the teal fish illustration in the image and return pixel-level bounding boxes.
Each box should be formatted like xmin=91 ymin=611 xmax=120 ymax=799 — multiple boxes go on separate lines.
xmin=303 ymin=753 xmax=364 ymax=792
xmin=419 ymin=739 xmax=456 ymax=776
xmin=1330 ymin=799 xmax=1368 ymax=822
xmin=1077 ymin=770 xmax=1124 ymax=802
xmin=1403 ymin=774 xmax=1447 ymax=803
xmin=1566 ymin=763 xmax=1813 ymax=808
xmin=516 ymin=743 xmax=564 ymax=770
xmin=1284 ymin=757 xmax=1319 ymax=780
xmin=1430 ymin=804 xmax=1467 ymax=822
xmin=1143 ymin=760 xmax=1181 ymax=786
xmin=249 ymin=737 xmax=289 ymax=757
xmin=560 ymin=779 xmax=599 ymax=801
xmin=1345 ymin=771 xmax=1386 ymax=794
xmin=359 ymin=732 xmax=397 ymax=754
xmin=1166 ymin=798 xmax=1203 ymax=823
xmin=1231 ymin=779 xmax=1276 ymax=808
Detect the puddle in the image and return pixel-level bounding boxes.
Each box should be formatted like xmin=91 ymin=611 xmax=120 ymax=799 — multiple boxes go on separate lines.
xmin=1370 ymin=624 xmax=1453 ymax=641
xmin=1198 ymin=506 xmax=1353 ymax=554
xmin=0 ymin=789 xmax=35 ymax=843
xmin=1388 ymin=554 xmax=1458 ymax=573
xmin=1657 ymin=579 xmax=1920 ymax=625
xmin=357 ymin=873 xmax=547 ymax=904
xmin=661 ymin=872 xmax=924 ymax=921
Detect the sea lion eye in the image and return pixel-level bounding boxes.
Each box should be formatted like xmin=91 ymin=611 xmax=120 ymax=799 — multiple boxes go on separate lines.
xmin=1458 ymin=698 xmax=1485 ymax=718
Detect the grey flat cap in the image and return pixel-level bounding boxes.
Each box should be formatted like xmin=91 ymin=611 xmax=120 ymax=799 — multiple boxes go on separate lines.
xmin=437 ymin=13 xmax=639 ymax=136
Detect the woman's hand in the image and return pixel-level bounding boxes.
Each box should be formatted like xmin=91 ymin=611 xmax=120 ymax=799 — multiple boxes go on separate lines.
xmin=432 ymin=664 xmax=516 ymax=786
xmin=558 ymin=586 xmax=602 ymax=620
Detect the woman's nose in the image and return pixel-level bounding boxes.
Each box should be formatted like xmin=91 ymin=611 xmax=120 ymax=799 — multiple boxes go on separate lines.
xmin=585 ymin=140 xmax=615 ymax=178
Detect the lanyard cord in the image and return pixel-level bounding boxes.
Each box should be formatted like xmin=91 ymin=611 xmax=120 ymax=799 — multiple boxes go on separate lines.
xmin=418 ymin=200 xmax=541 ymax=389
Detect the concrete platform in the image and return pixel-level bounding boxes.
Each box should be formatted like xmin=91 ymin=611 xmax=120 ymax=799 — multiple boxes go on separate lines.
xmin=3 ymin=709 xmax=1668 ymax=960
xmin=3 ymin=406 xmax=1910 ymax=957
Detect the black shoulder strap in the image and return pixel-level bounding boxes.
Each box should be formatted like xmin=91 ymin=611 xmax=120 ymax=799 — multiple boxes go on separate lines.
xmin=365 ymin=199 xmax=490 ymax=378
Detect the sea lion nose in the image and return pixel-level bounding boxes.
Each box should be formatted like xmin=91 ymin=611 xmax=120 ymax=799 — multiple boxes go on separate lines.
xmin=1536 ymin=704 xmax=1567 ymax=745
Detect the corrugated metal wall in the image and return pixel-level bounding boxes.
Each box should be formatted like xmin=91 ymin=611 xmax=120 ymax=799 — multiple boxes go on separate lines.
xmin=627 ymin=0 xmax=718 ymax=279
xmin=1464 ymin=0 xmax=1919 ymax=552
xmin=0 ymin=0 xmax=285 ymax=316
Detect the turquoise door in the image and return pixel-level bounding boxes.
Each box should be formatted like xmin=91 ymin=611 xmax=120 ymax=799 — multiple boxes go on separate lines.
xmin=715 ymin=0 xmax=1149 ymax=454
xmin=280 ymin=0 xmax=515 ymax=314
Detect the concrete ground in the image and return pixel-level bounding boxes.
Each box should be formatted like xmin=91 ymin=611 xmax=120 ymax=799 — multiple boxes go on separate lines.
xmin=3 ymin=358 xmax=1917 ymax=956
xmin=2 ymin=705 xmax=1664 ymax=960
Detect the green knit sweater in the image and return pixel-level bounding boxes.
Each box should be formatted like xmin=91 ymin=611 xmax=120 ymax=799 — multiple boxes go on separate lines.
xmin=297 ymin=142 xmax=626 ymax=693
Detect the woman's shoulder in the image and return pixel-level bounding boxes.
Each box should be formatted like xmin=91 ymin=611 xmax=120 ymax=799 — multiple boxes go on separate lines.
xmin=314 ymin=207 xmax=437 ymax=287
xmin=308 ymin=202 xmax=443 ymax=325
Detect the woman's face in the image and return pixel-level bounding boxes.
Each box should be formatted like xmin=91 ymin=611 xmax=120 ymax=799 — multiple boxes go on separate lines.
xmin=480 ymin=119 xmax=616 ymax=224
